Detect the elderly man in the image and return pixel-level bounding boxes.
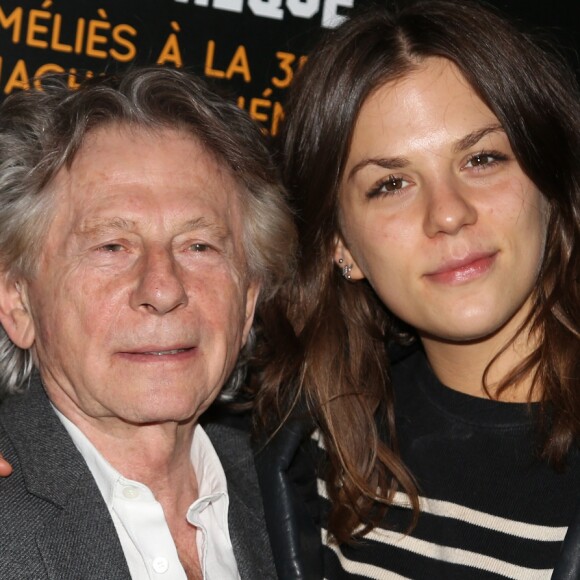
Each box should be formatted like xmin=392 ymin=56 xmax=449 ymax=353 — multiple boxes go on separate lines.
xmin=0 ymin=68 xmax=295 ymax=579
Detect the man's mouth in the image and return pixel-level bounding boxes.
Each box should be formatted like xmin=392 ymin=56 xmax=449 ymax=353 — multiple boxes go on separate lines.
xmin=141 ymin=349 xmax=190 ymax=356
xmin=118 ymin=346 xmax=196 ymax=361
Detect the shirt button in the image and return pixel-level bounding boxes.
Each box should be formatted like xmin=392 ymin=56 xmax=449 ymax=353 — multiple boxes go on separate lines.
xmin=152 ymin=557 xmax=169 ymax=573
xmin=122 ymin=486 xmax=140 ymax=499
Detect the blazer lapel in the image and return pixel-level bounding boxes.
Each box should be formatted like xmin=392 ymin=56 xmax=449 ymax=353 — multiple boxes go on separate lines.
xmin=36 ymin=469 xmax=131 ymax=580
xmin=205 ymin=419 xmax=277 ymax=580
xmin=1 ymin=379 xmax=131 ymax=580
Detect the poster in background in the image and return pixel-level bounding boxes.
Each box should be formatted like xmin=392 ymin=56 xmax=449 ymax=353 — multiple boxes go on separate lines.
xmin=0 ymin=0 xmax=578 ymax=135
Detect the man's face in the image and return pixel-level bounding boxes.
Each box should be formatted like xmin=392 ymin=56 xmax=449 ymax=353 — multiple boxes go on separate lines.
xmin=11 ymin=124 xmax=259 ymax=426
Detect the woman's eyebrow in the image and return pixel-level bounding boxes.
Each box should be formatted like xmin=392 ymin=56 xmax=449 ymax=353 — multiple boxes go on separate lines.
xmin=346 ymin=124 xmax=505 ymax=183
xmin=453 ymin=124 xmax=504 ymax=153
xmin=347 ymin=155 xmax=409 ymax=182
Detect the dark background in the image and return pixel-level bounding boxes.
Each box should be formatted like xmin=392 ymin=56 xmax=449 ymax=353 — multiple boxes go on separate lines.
xmin=0 ymin=0 xmax=578 ymax=134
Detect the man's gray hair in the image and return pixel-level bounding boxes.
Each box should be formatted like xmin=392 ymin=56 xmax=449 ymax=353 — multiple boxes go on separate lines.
xmin=0 ymin=67 xmax=296 ymax=399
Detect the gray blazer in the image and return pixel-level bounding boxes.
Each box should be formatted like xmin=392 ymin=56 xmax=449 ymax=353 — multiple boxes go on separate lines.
xmin=0 ymin=378 xmax=277 ymax=580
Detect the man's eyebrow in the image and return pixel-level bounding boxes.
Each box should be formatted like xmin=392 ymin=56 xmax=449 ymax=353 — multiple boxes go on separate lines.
xmin=181 ymin=217 xmax=231 ymax=240
xmin=453 ymin=124 xmax=504 ymax=153
xmin=347 ymin=156 xmax=409 ymax=182
xmin=75 ymin=217 xmax=232 ymax=240
xmin=75 ymin=217 xmax=136 ymax=236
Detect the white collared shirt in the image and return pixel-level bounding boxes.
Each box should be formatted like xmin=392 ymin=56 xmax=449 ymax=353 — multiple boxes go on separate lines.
xmin=55 ymin=408 xmax=240 ymax=580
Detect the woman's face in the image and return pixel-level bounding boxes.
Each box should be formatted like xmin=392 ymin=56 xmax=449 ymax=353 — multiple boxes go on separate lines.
xmin=335 ymin=57 xmax=549 ymax=345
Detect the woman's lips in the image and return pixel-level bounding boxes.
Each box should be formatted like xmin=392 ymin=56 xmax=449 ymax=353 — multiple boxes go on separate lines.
xmin=425 ymin=252 xmax=497 ymax=285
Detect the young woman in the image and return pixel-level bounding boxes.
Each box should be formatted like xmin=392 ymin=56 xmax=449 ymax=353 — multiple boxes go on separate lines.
xmin=254 ymin=1 xmax=580 ymax=578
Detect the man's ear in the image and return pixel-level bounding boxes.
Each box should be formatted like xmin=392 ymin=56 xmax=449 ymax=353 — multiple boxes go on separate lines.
xmin=333 ymin=236 xmax=365 ymax=281
xmin=0 ymin=274 xmax=35 ymax=349
xmin=241 ymin=282 xmax=260 ymax=347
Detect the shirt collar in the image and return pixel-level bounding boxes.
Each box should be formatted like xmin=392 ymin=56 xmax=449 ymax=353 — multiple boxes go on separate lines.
xmin=52 ymin=404 xmax=229 ymax=507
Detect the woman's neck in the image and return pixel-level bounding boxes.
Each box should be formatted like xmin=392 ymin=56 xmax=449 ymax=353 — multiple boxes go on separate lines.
xmin=419 ymin=301 xmax=540 ymax=402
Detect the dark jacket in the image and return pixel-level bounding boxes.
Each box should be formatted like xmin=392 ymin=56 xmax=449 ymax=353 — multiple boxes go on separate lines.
xmin=0 ymin=379 xmax=277 ymax=580
xmin=255 ymin=419 xmax=580 ymax=580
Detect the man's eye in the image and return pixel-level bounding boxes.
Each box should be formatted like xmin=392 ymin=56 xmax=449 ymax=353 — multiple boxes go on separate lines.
xmin=190 ymin=243 xmax=209 ymax=252
xmin=99 ymin=244 xmax=124 ymax=252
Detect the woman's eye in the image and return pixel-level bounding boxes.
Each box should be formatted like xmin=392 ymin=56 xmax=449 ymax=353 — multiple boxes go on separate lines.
xmin=190 ymin=243 xmax=209 ymax=252
xmin=368 ymin=175 xmax=409 ymax=198
xmin=467 ymin=153 xmax=493 ymax=167
xmin=383 ymin=176 xmax=405 ymax=191
xmin=464 ymin=150 xmax=508 ymax=169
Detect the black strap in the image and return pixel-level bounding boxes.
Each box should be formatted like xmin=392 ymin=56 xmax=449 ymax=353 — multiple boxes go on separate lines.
xmin=254 ymin=418 xmax=323 ymax=580
xmin=552 ymin=495 xmax=580 ymax=580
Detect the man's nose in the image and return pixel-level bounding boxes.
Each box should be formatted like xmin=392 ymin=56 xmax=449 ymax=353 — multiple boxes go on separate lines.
xmin=422 ymin=179 xmax=478 ymax=238
xmin=130 ymin=248 xmax=188 ymax=315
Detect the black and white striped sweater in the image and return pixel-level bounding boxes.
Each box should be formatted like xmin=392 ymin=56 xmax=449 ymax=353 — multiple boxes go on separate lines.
xmin=316 ymin=350 xmax=580 ymax=579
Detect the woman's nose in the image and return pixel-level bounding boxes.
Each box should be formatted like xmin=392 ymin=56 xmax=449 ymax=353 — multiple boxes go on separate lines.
xmin=423 ymin=180 xmax=478 ymax=238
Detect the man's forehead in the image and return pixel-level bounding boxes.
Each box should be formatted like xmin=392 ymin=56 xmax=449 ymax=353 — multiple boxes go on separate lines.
xmin=73 ymin=123 xmax=227 ymax=171
xmin=55 ymin=125 xmax=245 ymax=208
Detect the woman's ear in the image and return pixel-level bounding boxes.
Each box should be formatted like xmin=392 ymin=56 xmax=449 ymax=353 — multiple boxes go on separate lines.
xmin=0 ymin=274 xmax=35 ymax=349
xmin=333 ymin=236 xmax=365 ymax=281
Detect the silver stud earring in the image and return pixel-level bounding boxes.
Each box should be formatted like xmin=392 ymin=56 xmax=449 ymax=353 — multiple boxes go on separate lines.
xmin=337 ymin=258 xmax=352 ymax=280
